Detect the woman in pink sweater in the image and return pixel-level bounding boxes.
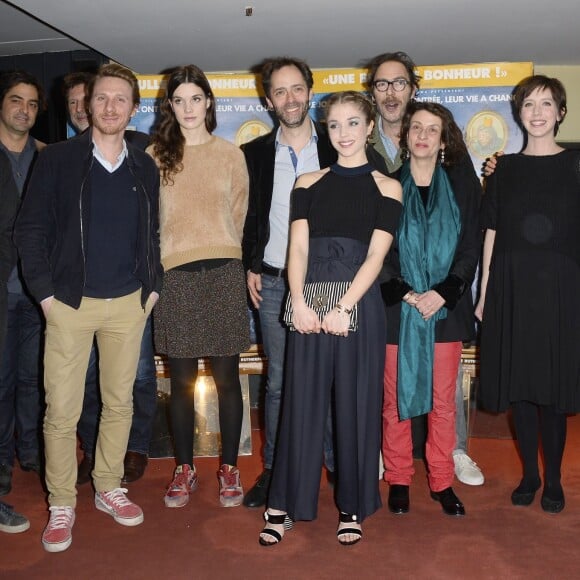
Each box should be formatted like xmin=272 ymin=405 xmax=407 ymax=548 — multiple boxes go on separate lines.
xmin=148 ymin=64 xmax=250 ymax=509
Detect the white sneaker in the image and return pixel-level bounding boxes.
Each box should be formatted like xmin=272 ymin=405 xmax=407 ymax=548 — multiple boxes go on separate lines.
xmin=453 ymin=452 xmax=485 ymax=486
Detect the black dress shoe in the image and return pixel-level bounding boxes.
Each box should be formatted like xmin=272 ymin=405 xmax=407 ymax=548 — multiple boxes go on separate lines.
xmin=430 ymin=487 xmax=465 ymax=516
xmin=77 ymin=453 xmax=93 ymax=486
xmin=122 ymin=451 xmax=148 ymax=484
xmin=511 ymin=478 xmax=541 ymax=506
xmin=243 ymin=468 xmax=271 ymax=508
xmin=20 ymin=460 xmax=42 ymax=474
xmin=541 ymin=484 xmax=565 ymax=514
xmin=388 ymin=484 xmax=410 ymax=514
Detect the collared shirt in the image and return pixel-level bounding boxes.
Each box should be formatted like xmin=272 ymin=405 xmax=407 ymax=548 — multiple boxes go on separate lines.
xmin=378 ymin=118 xmax=400 ymax=165
xmin=263 ymin=119 xmax=320 ymax=269
xmin=92 ymin=139 xmax=128 ymax=173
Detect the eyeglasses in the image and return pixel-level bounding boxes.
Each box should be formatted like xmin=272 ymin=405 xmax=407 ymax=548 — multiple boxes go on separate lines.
xmin=373 ymin=78 xmax=409 ymax=92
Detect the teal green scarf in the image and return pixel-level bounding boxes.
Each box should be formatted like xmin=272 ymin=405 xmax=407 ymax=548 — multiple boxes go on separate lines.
xmin=397 ymin=161 xmax=460 ymax=420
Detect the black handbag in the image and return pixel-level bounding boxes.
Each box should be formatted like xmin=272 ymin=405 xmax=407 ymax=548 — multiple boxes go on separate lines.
xmin=283 ymin=281 xmax=358 ymax=332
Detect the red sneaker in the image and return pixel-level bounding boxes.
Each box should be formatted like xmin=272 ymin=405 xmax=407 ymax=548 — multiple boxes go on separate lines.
xmin=42 ymin=506 xmax=75 ymax=552
xmin=164 ymin=464 xmax=199 ymax=508
xmin=218 ymin=464 xmax=244 ymax=507
xmin=95 ymin=488 xmax=143 ymax=526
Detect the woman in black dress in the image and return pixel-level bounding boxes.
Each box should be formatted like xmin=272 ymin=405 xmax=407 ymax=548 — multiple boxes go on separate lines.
xmin=258 ymin=91 xmax=401 ymax=546
xmin=477 ymin=75 xmax=580 ymax=513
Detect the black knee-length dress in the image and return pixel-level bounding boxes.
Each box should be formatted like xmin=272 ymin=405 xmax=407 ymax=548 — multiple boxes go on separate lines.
xmin=480 ymin=151 xmax=580 ymax=413
xmin=268 ymin=163 xmax=401 ymax=522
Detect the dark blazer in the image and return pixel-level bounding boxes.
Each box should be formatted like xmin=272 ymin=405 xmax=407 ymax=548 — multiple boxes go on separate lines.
xmin=381 ymin=155 xmax=482 ymax=344
xmin=14 ymin=130 xmax=163 ymax=309
xmin=124 ymin=130 xmax=150 ymax=152
xmin=0 ymin=150 xmax=20 ymax=285
xmin=241 ymin=121 xmax=337 ymax=273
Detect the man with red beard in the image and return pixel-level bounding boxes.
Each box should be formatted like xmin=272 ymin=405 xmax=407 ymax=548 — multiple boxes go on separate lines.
xmin=15 ymin=63 xmax=162 ymax=552
xmin=62 ymin=72 xmax=156 ymax=487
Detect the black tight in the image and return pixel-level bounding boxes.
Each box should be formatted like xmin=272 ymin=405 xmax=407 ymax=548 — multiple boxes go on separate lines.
xmin=511 ymin=401 xmax=567 ymax=489
xmin=168 ymin=355 xmax=243 ymax=467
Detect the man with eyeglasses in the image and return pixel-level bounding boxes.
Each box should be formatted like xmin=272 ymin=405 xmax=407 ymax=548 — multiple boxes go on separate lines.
xmin=366 ymin=52 xmax=485 ymax=499
xmin=366 ymin=52 xmax=419 ymax=174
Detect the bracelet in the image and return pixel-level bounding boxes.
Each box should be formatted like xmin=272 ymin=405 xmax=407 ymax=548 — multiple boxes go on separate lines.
xmin=335 ymin=303 xmax=353 ymax=315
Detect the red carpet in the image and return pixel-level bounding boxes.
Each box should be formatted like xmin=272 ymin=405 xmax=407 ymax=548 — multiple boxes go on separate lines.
xmin=2 ymin=416 xmax=580 ymax=579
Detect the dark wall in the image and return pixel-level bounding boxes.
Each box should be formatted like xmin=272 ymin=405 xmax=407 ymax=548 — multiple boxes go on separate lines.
xmin=0 ymin=50 xmax=106 ymax=144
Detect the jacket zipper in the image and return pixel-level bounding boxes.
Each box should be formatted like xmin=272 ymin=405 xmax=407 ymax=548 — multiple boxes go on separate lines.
xmin=79 ymin=155 xmax=95 ymax=287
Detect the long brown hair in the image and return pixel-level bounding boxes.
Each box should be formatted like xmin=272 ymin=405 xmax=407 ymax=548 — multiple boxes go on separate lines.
xmin=150 ymin=64 xmax=216 ymax=185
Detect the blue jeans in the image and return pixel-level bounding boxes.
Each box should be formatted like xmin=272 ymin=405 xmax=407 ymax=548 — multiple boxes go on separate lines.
xmin=259 ymin=274 xmax=334 ymax=471
xmin=77 ymin=315 xmax=157 ymax=456
xmin=0 ymin=292 xmax=43 ymax=466
xmin=455 ymin=368 xmax=468 ymax=453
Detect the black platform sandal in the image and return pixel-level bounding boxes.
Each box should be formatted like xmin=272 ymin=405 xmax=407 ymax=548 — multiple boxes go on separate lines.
xmin=337 ymin=512 xmax=362 ymax=546
xmin=259 ymin=511 xmax=293 ymax=546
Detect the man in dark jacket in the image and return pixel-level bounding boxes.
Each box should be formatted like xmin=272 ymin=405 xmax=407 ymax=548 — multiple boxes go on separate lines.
xmin=0 ymin=149 xmax=29 ymax=533
xmin=241 ymin=57 xmax=337 ymax=508
xmin=62 ymin=71 xmax=157 ymax=486
xmin=0 ymin=70 xmax=46 ymax=497
xmin=15 ymin=64 xmax=162 ymax=553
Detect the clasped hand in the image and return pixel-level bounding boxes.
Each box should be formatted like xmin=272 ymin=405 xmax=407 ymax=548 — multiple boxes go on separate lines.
xmin=405 ymin=289 xmax=445 ymax=321
xmin=321 ymin=308 xmax=349 ymax=337
xmin=292 ymin=302 xmax=321 ymax=334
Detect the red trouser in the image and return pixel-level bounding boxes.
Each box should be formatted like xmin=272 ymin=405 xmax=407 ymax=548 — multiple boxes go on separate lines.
xmin=382 ymin=342 xmax=461 ymax=492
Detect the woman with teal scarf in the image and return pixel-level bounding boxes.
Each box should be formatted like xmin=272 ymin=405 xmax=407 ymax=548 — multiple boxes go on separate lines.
xmin=380 ymin=102 xmax=481 ymax=517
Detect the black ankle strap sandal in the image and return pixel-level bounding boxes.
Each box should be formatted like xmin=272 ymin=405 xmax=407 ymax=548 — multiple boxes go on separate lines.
xmin=337 ymin=512 xmax=362 ymax=546
xmin=259 ymin=511 xmax=293 ymax=546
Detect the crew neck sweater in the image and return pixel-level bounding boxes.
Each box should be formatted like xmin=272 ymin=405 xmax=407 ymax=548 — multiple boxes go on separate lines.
xmin=148 ymin=135 xmax=249 ymax=271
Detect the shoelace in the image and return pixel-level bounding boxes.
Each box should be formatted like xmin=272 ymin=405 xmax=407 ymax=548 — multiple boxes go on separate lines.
xmin=170 ymin=470 xmax=191 ymax=489
xmin=221 ymin=469 xmax=239 ymax=488
xmin=457 ymin=455 xmax=478 ymax=468
xmin=101 ymin=488 xmax=132 ymax=508
xmin=48 ymin=506 xmax=74 ymax=529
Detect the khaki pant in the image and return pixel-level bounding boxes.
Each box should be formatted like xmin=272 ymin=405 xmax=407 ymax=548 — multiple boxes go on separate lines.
xmin=43 ymin=290 xmax=150 ymax=507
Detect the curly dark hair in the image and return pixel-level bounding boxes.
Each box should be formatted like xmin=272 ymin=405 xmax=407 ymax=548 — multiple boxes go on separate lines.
xmin=399 ymin=101 xmax=467 ymax=167
xmin=150 ymin=64 xmax=216 ymax=185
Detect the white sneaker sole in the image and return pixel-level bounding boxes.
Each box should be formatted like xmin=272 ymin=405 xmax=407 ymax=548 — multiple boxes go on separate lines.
xmin=164 ymin=495 xmax=190 ymax=508
xmin=42 ymin=535 xmax=72 ymax=552
xmin=0 ymin=520 xmax=30 ymax=534
xmin=164 ymin=478 xmax=198 ymax=508
xmin=220 ymin=494 xmax=244 ymax=508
